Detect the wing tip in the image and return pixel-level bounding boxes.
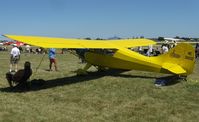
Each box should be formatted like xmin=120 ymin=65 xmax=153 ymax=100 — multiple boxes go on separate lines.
xmin=2 ymin=34 xmax=14 ymax=39
xmin=1 ymin=34 xmax=7 ymax=37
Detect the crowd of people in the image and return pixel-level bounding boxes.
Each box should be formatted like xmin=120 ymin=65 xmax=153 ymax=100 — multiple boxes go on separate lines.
xmin=142 ymin=41 xmax=199 ymax=59
xmin=0 ymin=46 xmax=7 ymax=51
xmin=138 ymin=40 xmax=177 ymax=57
xmin=24 ymin=45 xmax=47 ymax=54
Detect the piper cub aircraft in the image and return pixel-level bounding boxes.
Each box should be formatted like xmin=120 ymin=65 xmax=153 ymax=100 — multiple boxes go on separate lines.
xmin=4 ymin=35 xmax=195 ymax=77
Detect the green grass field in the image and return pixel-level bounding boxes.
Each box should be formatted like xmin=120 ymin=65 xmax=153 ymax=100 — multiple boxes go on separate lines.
xmin=0 ymin=48 xmax=199 ymax=122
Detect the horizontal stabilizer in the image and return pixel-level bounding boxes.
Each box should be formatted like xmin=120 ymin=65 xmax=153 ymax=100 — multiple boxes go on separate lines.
xmin=162 ymin=63 xmax=186 ymax=75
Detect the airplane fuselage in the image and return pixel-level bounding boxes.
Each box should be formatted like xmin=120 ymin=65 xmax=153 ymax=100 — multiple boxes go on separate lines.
xmin=85 ymin=43 xmax=195 ymax=76
xmin=85 ymin=48 xmax=166 ymax=74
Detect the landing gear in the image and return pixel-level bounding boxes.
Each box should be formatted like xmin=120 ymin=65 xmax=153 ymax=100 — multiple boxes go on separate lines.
xmin=76 ymin=63 xmax=92 ymax=75
xmin=96 ymin=66 xmax=109 ymax=72
xmin=76 ymin=63 xmax=109 ymax=75
xmin=178 ymin=75 xmax=187 ymax=81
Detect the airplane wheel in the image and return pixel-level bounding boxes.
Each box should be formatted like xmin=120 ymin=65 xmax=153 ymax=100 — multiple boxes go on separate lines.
xmin=76 ymin=69 xmax=88 ymax=76
xmin=97 ymin=66 xmax=108 ymax=72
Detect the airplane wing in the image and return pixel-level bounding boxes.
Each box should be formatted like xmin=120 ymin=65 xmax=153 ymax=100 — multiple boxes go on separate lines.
xmin=3 ymin=35 xmax=156 ymax=49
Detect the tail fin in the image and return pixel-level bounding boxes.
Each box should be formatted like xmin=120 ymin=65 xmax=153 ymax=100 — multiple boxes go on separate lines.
xmin=159 ymin=43 xmax=195 ymax=75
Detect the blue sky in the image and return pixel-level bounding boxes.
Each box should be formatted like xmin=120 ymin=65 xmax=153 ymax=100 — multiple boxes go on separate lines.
xmin=0 ymin=0 xmax=198 ymax=39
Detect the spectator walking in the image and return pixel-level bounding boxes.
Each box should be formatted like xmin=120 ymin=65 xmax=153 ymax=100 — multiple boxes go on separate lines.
xmin=10 ymin=44 xmax=20 ymax=72
xmin=48 ymin=48 xmax=58 ymax=71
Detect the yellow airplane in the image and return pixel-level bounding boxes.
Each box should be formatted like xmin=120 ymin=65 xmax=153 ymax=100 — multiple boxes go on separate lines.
xmin=3 ymin=35 xmax=195 ymax=77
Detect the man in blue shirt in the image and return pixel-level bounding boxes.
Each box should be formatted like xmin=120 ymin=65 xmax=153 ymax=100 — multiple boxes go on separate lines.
xmin=48 ymin=48 xmax=58 ymax=71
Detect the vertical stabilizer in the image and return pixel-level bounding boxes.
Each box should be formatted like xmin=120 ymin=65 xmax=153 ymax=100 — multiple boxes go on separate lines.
xmin=159 ymin=43 xmax=195 ymax=75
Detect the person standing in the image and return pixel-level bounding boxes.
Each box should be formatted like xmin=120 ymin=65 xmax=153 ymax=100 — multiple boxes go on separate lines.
xmin=146 ymin=45 xmax=153 ymax=56
xmin=137 ymin=46 xmax=142 ymax=54
xmin=48 ymin=48 xmax=58 ymax=71
xmin=25 ymin=44 xmax=31 ymax=53
xmin=196 ymin=43 xmax=199 ymax=59
xmin=10 ymin=44 xmax=21 ymax=72
xmin=162 ymin=45 xmax=169 ymax=54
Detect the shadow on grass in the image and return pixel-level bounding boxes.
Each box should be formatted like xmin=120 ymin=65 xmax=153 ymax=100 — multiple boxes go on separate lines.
xmin=0 ymin=69 xmax=179 ymax=92
xmin=155 ymin=75 xmax=183 ymax=86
